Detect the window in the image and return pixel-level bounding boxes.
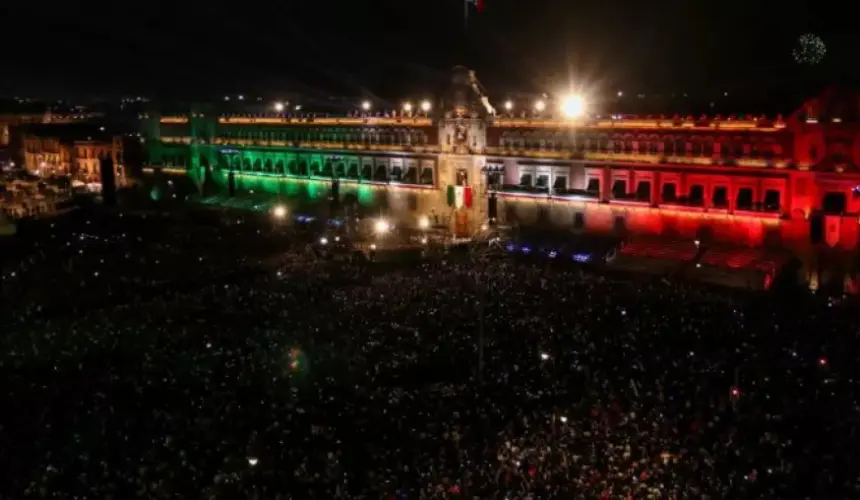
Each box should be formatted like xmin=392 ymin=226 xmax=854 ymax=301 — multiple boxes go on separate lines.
xmin=712 ymin=186 xmax=728 ymax=207
xmin=586 ymin=178 xmax=600 ymax=193
xmin=536 ymin=174 xmax=549 ymax=188
xmin=402 ymin=166 xmax=418 ymax=184
xmin=661 ymin=183 xmax=677 ymax=201
xmin=822 ymin=192 xmax=846 ymax=214
xmin=487 ymin=170 xmax=503 ymax=188
xmin=390 ymin=166 xmax=403 ymax=181
xmin=553 ymin=176 xmax=567 ymax=190
xmin=689 ymin=185 xmax=705 ymax=205
xmin=519 ymin=173 xmax=532 ymax=186
xmin=347 ymin=163 xmax=359 ymax=178
xmin=764 ymin=190 xmax=781 ymax=211
xmin=373 ymin=165 xmax=387 ymax=181
xmin=420 ymin=167 xmax=434 ymax=185
xmin=611 ymin=180 xmax=627 ymax=199
xmin=635 ymin=181 xmax=651 ymax=201
xmin=736 ymin=187 xmax=753 ymax=210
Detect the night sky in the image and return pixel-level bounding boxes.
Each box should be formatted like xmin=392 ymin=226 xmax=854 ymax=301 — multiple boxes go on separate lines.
xmin=4 ymin=0 xmax=852 ymax=110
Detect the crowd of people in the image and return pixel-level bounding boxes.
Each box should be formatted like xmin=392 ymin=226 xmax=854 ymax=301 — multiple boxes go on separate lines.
xmin=2 ymin=208 xmax=860 ymax=498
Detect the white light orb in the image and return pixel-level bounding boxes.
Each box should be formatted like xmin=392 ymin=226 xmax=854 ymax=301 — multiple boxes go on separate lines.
xmin=374 ymin=219 xmax=390 ymax=234
xmin=420 ymin=100 xmax=432 ymax=112
xmin=272 ymin=205 xmax=287 ymax=219
xmin=560 ymin=95 xmax=586 ymax=118
xmin=273 ymin=102 xmax=285 ymax=112
xmin=534 ymin=100 xmax=546 ymax=112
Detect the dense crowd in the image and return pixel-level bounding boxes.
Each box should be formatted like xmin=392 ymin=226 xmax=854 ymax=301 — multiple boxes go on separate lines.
xmin=2 ymin=210 xmax=859 ymax=499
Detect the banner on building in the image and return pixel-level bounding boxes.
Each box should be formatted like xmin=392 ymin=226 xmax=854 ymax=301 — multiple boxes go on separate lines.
xmin=446 ymin=185 xmax=473 ymax=209
xmin=825 ymin=215 xmax=841 ymax=247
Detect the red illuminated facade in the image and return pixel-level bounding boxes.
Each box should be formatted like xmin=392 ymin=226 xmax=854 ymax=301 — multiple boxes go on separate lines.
xmin=485 ymin=88 xmax=860 ymax=254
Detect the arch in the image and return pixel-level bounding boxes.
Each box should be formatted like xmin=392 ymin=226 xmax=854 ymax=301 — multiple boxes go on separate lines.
xmin=274 ymin=158 xmax=285 ymax=174
xmin=242 ymin=157 xmax=252 ymax=171
xmin=264 ymin=158 xmax=274 ymax=172
xmin=253 ymin=158 xmax=263 ymax=172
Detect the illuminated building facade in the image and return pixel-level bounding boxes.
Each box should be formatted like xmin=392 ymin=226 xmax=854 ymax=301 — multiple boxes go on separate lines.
xmin=142 ymin=70 xmax=860 ymax=287
xmin=22 ymin=124 xmax=125 ymax=183
xmin=0 ymin=111 xmax=102 ymax=147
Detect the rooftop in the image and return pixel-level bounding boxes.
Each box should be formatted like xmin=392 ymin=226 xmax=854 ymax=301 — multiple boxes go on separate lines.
xmin=22 ymin=123 xmax=118 ymax=143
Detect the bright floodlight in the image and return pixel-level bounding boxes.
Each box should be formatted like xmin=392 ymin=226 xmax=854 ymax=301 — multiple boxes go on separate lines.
xmin=273 ymin=102 xmax=285 ymax=112
xmin=561 ymin=95 xmax=586 ymax=118
xmin=272 ymin=205 xmax=287 ymax=219
xmin=319 ymin=237 xmax=328 ymax=245
xmin=374 ymin=219 xmax=391 ymax=234
xmin=534 ymin=99 xmax=546 ymax=112
xmin=418 ymin=216 xmax=430 ymax=230
xmin=504 ymin=100 xmax=513 ymax=111
xmin=420 ymin=100 xmax=432 ymax=112
xmin=361 ymin=100 xmax=372 ymax=111
xmin=403 ymin=102 xmax=413 ymax=112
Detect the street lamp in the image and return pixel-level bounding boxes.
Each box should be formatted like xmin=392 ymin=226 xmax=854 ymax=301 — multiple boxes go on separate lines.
xmin=534 ymin=99 xmax=546 ymax=112
xmin=361 ymin=100 xmax=372 ymax=112
xmin=402 ymin=102 xmax=413 ymax=113
xmin=272 ymin=205 xmax=287 ymax=219
xmin=374 ymin=219 xmax=390 ymax=235
xmin=418 ymin=215 xmax=430 ymax=230
xmin=420 ymin=100 xmax=432 ymax=112
xmin=560 ymin=94 xmax=586 ymax=119
xmin=273 ymin=102 xmax=285 ymax=112
xmin=504 ymin=100 xmax=513 ymax=112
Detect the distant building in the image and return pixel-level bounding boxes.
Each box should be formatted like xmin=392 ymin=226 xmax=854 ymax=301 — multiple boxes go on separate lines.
xmin=0 ymin=111 xmax=101 ymax=147
xmin=21 ymin=124 xmax=124 ymax=184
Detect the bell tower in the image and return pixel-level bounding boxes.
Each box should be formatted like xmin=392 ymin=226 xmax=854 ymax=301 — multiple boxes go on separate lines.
xmin=437 ymin=67 xmax=493 ymax=235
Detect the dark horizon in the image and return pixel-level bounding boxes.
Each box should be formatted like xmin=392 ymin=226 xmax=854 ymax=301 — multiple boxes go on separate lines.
xmin=4 ymin=0 xmax=852 ymax=109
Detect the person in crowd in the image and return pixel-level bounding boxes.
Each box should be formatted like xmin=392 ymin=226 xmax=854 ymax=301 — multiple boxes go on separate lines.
xmin=1 ymin=211 xmax=858 ymax=499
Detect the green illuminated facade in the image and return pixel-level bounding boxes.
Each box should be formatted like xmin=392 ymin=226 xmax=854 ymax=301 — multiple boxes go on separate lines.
xmin=140 ymin=104 xmax=493 ymax=232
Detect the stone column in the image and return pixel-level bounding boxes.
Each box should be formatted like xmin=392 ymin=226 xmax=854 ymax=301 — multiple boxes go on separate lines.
xmin=728 ymin=178 xmax=736 ymax=213
xmin=651 ymin=171 xmax=661 ymax=205
xmin=601 ymin=166 xmax=611 ymax=202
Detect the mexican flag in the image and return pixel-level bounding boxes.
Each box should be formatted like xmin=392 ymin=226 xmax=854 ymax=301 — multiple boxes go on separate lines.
xmin=446 ymin=185 xmax=473 ymax=209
